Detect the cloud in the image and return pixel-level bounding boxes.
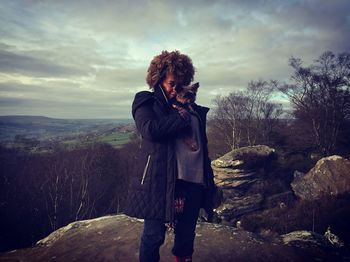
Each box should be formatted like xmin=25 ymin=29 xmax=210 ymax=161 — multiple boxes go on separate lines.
xmin=0 ymin=0 xmax=349 ymax=118
xmin=0 ymin=80 xmax=134 ymax=118
xmin=0 ymin=49 xmax=92 ymax=77
xmin=92 ymin=67 xmax=148 ymax=91
xmin=0 ymin=96 xmax=131 ymax=119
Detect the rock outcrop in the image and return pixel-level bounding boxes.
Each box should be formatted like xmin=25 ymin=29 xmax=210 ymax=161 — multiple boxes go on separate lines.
xmin=212 ymin=145 xmax=281 ymax=223
xmin=212 ymin=145 xmax=275 ymax=170
xmin=0 ymin=214 xmax=347 ymax=262
xmin=291 ymin=155 xmax=350 ymax=200
xmin=282 ymin=231 xmax=330 ymax=247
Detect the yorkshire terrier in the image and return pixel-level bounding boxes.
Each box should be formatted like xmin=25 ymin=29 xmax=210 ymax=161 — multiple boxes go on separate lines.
xmin=172 ymin=82 xmax=200 ymax=151
xmin=175 ymin=82 xmax=199 ymax=108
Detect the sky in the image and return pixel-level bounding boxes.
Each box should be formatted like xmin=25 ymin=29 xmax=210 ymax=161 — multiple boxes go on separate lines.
xmin=0 ymin=0 xmax=349 ymax=119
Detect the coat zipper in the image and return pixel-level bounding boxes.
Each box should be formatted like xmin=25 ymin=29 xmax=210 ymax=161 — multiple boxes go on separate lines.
xmin=141 ymin=155 xmax=151 ymax=185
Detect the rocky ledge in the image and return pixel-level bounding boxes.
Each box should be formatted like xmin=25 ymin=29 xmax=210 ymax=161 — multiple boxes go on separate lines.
xmin=0 ymin=214 xmax=348 ymax=262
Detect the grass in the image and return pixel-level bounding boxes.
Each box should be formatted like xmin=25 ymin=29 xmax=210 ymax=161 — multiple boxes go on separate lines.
xmin=25 ymin=132 xmax=133 ymax=153
xmin=59 ymin=132 xmax=131 ymax=150
xmin=98 ymin=132 xmax=131 ymax=147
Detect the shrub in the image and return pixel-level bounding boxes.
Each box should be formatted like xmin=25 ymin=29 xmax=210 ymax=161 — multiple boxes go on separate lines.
xmin=240 ymin=193 xmax=350 ymax=244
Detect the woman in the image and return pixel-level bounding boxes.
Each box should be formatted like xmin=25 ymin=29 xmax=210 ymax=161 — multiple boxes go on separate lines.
xmin=125 ymin=50 xmax=216 ymax=262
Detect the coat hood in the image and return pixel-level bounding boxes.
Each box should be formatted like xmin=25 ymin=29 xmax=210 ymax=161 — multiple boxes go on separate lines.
xmin=131 ymin=86 xmax=172 ymax=119
xmin=131 ymin=91 xmax=154 ymax=119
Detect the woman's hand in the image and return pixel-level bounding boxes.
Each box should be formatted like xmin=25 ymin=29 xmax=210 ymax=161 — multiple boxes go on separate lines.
xmin=172 ymin=103 xmax=191 ymax=122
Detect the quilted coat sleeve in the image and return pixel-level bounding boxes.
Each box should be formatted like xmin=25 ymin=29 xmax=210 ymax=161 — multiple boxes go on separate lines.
xmin=132 ymin=92 xmax=190 ymax=142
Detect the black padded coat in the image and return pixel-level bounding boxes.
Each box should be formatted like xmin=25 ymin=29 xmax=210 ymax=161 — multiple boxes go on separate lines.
xmin=124 ymin=86 xmax=216 ymax=223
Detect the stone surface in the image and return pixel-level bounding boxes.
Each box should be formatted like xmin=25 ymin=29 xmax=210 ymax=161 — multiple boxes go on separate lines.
xmin=0 ymin=214 xmax=348 ymax=262
xmin=215 ymin=194 xmax=264 ymax=221
xmin=324 ymin=227 xmax=345 ymax=248
xmin=211 ymin=145 xmax=275 ymax=170
xmin=211 ymin=145 xmax=277 ymax=222
xmin=281 ymin=231 xmax=329 ymax=247
xmin=264 ymin=191 xmax=295 ymax=209
xmin=291 ymin=155 xmax=350 ymax=200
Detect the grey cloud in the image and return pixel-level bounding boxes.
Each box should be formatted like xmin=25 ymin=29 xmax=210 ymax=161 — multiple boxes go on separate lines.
xmin=0 ymin=80 xmax=134 ymax=118
xmin=264 ymin=0 xmax=350 ymax=52
xmin=16 ymin=0 xmax=233 ymax=44
xmin=0 ymin=97 xmax=28 ymax=107
xmin=0 ymin=49 xmax=92 ymax=77
xmin=93 ymin=67 xmax=148 ymax=90
xmin=0 ymin=96 xmax=131 ymax=118
xmin=0 ymin=80 xmax=134 ymax=104
xmin=272 ymin=0 xmax=350 ymax=30
xmin=0 ymin=81 xmax=44 ymax=93
xmin=1 ymin=0 xmax=350 ymax=119
xmin=0 ymin=42 xmax=12 ymax=50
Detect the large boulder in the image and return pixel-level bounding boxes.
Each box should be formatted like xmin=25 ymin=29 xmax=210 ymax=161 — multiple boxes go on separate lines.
xmin=211 ymin=145 xmax=275 ymax=194
xmin=0 ymin=214 xmax=347 ymax=261
xmin=212 ymin=145 xmax=275 ymax=170
xmin=211 ymin=145 xmax=277 ymax=223
xmin=291 ymin=155 xmax=350 ymax=200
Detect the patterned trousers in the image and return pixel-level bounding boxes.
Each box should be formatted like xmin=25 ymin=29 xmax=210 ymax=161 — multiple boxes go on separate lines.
xmin=139 ymin=179 xmax=204 ymax=262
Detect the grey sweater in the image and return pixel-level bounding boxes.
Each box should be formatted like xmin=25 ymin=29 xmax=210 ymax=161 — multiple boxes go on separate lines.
xmin=175 ymin=112 xmax=204 ymax=184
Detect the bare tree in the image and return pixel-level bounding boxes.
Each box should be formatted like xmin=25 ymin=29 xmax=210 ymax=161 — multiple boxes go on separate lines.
xmin=241 ymin=80 xmax=280 ymax=146
xmin=41 ymin=158 xmax=68 ymax=231
xmin=37 ymin=143 xmax=124 ymax=231
xmin=279 ymin=51 xmax=350 ymax=155
xmin=210 ymin=80 xmax=282 ymax=150
xmin=260 ymin=101 xmax=283 ymax=144
xmin=0 ymin=142 xmax=131 ymax=251
xmin=211 ymin=93 xmax=246 ymax=150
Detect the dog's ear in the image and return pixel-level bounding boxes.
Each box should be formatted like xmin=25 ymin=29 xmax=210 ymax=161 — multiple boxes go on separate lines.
xmin=191 ymin=82 xmax=199 ymax=92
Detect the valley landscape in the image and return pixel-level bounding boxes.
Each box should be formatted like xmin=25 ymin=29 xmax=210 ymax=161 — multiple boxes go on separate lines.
xmin=0 ymin=115 xmax=135 ymax=153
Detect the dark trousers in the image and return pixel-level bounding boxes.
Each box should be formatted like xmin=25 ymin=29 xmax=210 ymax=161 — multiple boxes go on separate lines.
xmin=139 ymin=180 xmax=203 ymax=262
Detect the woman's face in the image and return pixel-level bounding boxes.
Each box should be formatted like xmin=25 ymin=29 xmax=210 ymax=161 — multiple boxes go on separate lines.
xmin=161 ymin=74 xmax=178 ymax=100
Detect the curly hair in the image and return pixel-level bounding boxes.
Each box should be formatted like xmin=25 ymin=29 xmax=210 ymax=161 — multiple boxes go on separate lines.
xmin=146 ymin=50 xmax=195 ymax=89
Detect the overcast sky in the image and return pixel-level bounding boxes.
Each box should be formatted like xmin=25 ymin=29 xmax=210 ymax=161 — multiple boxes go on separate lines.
xmin=0 ymin=0 xmax=349 ymax=119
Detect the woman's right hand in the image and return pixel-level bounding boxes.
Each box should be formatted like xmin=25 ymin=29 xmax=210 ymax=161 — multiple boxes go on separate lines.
xmin=172 ymin=104 xmax=191 ymax=122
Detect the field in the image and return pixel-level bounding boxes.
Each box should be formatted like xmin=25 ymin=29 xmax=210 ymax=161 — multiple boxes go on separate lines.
xmin=98 ymin=132 xmax=131 ymax=147
xmin=61 ymin=132 xmax=132 ymax=149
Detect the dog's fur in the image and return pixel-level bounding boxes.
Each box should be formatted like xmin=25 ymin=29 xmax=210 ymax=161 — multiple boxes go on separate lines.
xmin=175 ymin=82 xmax=199 ymax=106
xmin=174 ymin=82 xmax=200 ymax=151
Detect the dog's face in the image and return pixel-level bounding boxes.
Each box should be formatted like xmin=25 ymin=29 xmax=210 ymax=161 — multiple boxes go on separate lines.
xmin=175 ymin=82 xmax=199 ymax=104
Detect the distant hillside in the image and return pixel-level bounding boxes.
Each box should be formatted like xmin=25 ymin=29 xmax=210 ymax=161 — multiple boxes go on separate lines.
xmin=0 ymin=115 xmax=133 ymax=142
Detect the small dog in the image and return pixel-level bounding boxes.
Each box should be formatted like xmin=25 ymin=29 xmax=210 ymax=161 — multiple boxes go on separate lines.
xmin=173 ymin=82 xmax=200 ymax=151
xmin=175 ymin=82 xmax=199 ymax=108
